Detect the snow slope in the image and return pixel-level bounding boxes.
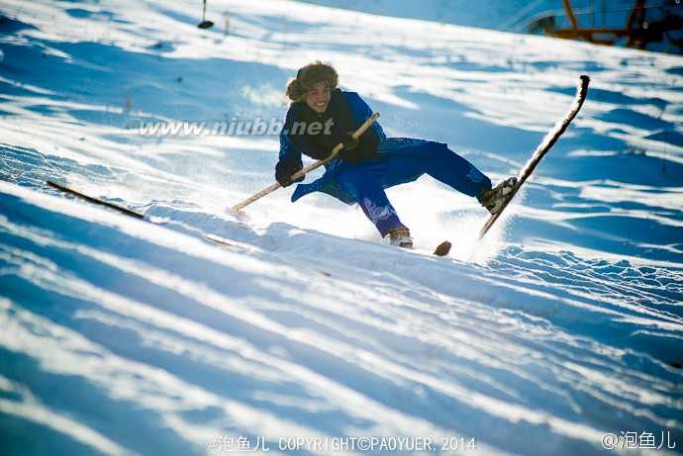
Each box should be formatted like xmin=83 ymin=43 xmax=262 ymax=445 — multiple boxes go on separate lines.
xmin=1 ymin=0 xmax=682 ymax=455
xmin=299 ymin=0 xmax=641 ymax=33
xmin=300 ymin=0 xmax=683 ymax=53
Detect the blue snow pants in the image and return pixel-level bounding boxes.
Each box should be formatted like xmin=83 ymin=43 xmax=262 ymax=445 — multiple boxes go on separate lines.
xmin=335 ymin=139 xmax=492 ymax=237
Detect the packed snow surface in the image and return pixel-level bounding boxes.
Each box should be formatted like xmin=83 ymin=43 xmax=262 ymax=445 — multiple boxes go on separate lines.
xmin=0 ymin=1 xmax=682 ymax=455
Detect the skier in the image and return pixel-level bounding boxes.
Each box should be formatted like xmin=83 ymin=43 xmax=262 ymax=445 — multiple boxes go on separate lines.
xmin=275 ymin=61 xmax=516 ymax=248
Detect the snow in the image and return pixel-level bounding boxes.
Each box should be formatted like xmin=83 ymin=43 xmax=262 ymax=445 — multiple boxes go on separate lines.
xmin=299 ymin=1 xmax=683 ymax=53
xmin=1 ymin=0 xmax=682 ymax=455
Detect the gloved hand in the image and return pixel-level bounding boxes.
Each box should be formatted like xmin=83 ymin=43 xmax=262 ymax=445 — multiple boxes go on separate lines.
xmin=275 ymin=158 xmax=304 ymax=187
xmin=337 ymin=131 xmax=377 ymax=163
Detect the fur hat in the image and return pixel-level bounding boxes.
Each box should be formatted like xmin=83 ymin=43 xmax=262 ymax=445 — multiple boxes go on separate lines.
xmin=285 ymin=61 xmax=338 ymax=102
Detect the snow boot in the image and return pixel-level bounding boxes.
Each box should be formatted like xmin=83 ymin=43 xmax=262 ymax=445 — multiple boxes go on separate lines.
xmin=385 ymin=226 xmax=413 ymax=249
xmin=478 ymin=177 xmax=518 ymax=215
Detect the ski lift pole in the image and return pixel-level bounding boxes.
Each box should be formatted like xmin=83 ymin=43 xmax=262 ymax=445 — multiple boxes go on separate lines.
xmin=198 ymin=0 xmax=214 ymax=29
xmin=231 ymin=112 xmax=379 ymax=213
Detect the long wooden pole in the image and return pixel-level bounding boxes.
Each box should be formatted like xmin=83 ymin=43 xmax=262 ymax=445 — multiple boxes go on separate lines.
xmin=231 ymin=112 xmax=379 ymax=212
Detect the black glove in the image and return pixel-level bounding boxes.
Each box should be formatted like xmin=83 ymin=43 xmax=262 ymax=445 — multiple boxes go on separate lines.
xmin=275 ymin=158 xmax=304 ymax=187
xmin=338 ymin=131 xmax=377 ymax=163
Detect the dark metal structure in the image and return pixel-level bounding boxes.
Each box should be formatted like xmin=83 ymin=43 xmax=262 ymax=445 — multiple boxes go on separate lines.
xmin=528 ymin=0 xmax=682 ymax=51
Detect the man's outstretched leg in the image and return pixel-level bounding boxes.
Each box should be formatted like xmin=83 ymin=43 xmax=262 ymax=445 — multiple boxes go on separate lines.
xmin=338 ymin=165 xmax=414 ymax=248
xmin=381 ymin=140 xmax=516 ymax=215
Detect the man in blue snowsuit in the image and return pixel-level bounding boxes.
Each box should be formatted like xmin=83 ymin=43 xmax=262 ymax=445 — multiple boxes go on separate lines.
xmin=275 ymin=61 xmax=514 ymax=248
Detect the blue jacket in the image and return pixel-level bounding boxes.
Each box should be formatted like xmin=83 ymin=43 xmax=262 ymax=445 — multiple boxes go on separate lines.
xmin=278 ymin=89 xmax=387 ymax=204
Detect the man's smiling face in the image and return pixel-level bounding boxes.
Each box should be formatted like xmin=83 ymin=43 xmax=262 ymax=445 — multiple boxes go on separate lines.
xmin=304 ymin=81 xmax=331 ymax=113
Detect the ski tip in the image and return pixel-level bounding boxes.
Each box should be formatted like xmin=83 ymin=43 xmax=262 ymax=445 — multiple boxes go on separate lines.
xmin=434 ymin=241 xmax=452 ymax=257
xmin=579 ymin=75 xmax=591 ymax=91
